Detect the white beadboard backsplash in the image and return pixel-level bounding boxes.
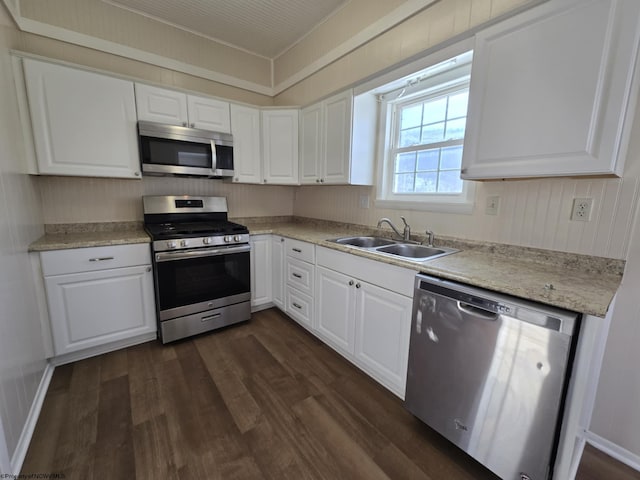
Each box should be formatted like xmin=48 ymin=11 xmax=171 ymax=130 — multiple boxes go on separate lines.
xmin=292 ymin=175 xmax=640 ymax=260
xmin=37 ymin=175 xmax=295 ymax=223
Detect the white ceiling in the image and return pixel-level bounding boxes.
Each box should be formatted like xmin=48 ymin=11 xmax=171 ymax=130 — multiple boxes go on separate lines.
xmin=102 ymin=0 xmax=349 ymax=58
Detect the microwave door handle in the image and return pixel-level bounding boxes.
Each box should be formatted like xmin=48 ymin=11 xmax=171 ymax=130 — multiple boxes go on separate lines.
xmin=211 ymin=140 xmax=217 ymax=172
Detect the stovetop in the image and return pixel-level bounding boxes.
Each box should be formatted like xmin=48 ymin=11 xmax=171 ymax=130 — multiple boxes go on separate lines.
xmin=145 ymin=220 xmax=249 ymax=241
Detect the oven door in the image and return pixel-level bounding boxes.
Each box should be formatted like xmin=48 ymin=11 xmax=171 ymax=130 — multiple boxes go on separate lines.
xmin=153 ymin=244 xmax=251 ymax=320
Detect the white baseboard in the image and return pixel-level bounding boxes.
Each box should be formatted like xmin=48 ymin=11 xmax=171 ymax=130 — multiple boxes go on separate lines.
xmin=10 ymin=362 xmax=55 ymax=475
xmin=584 ymin=430 xmax=640 ymax=473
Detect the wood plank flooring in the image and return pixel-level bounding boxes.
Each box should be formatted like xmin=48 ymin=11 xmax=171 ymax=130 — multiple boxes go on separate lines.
xmin=22 ymin=308 xmax=640 ymax=479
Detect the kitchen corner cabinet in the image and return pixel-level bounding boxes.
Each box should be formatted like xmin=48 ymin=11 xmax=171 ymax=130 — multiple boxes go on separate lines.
xmin=135 ymin=83 xmax=231 ymax=133
xmin=271 ymin=235 xmax=286 ymax=310
xmin=461 ymin=0 xmax=640 ymax=179
xmin=300 ymin=90 xmax=377 ymax=185
xmin=230 ymin=104 xmax=262 ymax=184
xmin=261 ymin=109 xmax=299 ymax=185
xmin=250 ymin=235 xmax=272 ymax=309
xmin=40 ymin=244 xmax=156 ymax=357
xmin=22 ymin=58 xmax=141 ymax=179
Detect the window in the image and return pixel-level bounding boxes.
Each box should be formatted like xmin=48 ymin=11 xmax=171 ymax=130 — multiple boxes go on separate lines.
xmin=376 ymin=51 xmax=475 ymax=213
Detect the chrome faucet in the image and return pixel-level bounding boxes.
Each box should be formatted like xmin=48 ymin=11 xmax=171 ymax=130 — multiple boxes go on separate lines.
xmin=377 ymin=216 xmax=411 ymax=241
xmin=422 ymin=230 xmax=435 ymax=247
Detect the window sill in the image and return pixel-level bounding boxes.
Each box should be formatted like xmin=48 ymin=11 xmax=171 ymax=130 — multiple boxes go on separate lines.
xmin=374 ymin=198 xmax=475 ymax=214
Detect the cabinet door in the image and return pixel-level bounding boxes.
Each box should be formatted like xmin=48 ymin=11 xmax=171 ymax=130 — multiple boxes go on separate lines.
xmin=250 ymin=235 xmax=272 ymax=308
xmin=300 ymin=103 xmax=323 ymax=184
xmin=461 ymin=0 xmax=640 ymax=179
xmin=262 ymin=109 xmax=299 ymax=185
xmin=354 ymin=281 xmax=412 ymax=397
xmin=44 ymin=265 xmax=156 ymax=355
xmin=315 ymin=266 xmax=355 ymax=355
xmin=135 ymin=83 xmax=188 ymax=126
xmin=187 ymin=95 xmax=231 ymax=132
xmin=230 ymin=104 xmax=262 ymax=183
xmin=271 ymin=236 xmax=285 ymax=310
xmin=23 ymin=59 xmax=140 ymax=178
xmin=323 ymin=91 xmax=352 ymax=184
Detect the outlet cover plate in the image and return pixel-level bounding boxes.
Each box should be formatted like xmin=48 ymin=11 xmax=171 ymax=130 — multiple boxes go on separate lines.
xmin=486 ymin=195 xmax=500 ymax=215
xmin=571 ymin=197 xmax=593 ymax=221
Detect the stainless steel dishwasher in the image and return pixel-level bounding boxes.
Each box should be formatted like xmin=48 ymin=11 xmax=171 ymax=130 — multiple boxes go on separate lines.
xmin=405 ymin=274 xmax=579 ymax=480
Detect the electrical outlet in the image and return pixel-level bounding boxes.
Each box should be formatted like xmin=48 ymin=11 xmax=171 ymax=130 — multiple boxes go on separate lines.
xmin=571 ymin=197 xmax=593 ymax=221
xmin=485 ymin=195 xmax=500 ymax=215
xmin=359 ymin=194 xmax=370 ymax=209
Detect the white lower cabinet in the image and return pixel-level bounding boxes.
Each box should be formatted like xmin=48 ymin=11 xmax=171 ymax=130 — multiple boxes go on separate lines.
xmin=250 ymin=235 xmax=272 ymax=309
xmin=271 ymin=235 xmax=285 ymax=310
xmin=285 ymin=239 xmax=315 ymax=330
xmin=315 ymin=246 xmax=415 ymax=397
xmin=354 ymin=281 xmax=412 ymax=398
xmin=40 ymin=244 xmax=156 ymax=358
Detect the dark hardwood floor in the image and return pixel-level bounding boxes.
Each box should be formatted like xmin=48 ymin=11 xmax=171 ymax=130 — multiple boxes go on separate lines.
xmin=22 ymin=308 xmax=640 ymax=479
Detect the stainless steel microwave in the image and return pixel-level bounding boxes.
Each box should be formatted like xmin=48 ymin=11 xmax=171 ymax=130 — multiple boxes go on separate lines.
xmin=138 ymin=121 xmax=234 ymax=178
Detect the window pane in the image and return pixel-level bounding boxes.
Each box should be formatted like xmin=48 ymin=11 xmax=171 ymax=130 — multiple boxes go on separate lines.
xmin=396 ymin=152 xmax=416 ymax=173
xmin=421 ymin=122 xmax=445 ymax=143
xmin=445 ymin=118 xmax=466 ymax=140
xmin=422 ymin=97 xmax=447 ymax=125
xmin=394 ymin=173 xmax=415 ymax=193
xmin=440 ymin=146 xmax=463 ymax=170
xmin=417 ymin=149 xmax=439 ymax=171
xmin=447 ymin=91 xmax=469 ymax=119
xmin=399 ymin=127 xmax=421 ymax=147
xmin=401 ymin=104 xmax=422 ymax=129
xmin=415 ymin=172 xmax=438 ymax=193
xmin=438 ymin=170 xmax=463 ymax=193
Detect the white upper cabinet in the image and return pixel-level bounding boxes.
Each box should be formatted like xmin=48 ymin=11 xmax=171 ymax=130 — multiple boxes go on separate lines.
xmin=262 ymin=109 xmax=299 ymax=185
xmin=461 ymin=0 xmax=640 ymax=179
xmin=23 ymin=58 xmax=141 ymax=179
xmin=230 ymin=104 xmax=262 ymax=183
xmin=300 ymin=90 xmax=376 ymax=185
xmin=135 ymin=83 xmax=231 ymax=133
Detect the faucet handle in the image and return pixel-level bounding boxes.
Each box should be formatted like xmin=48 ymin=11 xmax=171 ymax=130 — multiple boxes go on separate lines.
xmin=400 ymin=216 xmax=409 ymax=227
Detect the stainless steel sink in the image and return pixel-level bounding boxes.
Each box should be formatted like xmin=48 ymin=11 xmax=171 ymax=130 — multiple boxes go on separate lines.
xmin=330 ymin=236 xmax=399 ymax=248
xmin=375 ymin=244 xmax=456 ymax=261
xmin=328 ymin=236 xmax=458 ymax=262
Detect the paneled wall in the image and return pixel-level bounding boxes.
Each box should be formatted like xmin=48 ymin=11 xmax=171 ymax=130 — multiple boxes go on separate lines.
xmin=293 ymin=174 xmax=640 ymax=260
xmin=0 ymin=8 xmax=47 ymax=470
xmin=37 ymin=176 xmax=295 ymax=224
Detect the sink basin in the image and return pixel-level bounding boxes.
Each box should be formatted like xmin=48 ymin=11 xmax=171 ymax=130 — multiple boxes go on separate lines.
xmin=375 ymin=243 xmax=457 ymax=261
xmin=330 ymin=236 xmax=398 ymax=248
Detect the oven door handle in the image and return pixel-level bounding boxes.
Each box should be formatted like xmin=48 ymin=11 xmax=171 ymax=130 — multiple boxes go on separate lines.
xmin=155 ymin=244 xmax=250 ymax=262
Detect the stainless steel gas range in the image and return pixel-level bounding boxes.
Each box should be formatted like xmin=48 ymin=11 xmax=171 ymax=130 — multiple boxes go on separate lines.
xmin=143 ymin=195 xmax=251 ymax=343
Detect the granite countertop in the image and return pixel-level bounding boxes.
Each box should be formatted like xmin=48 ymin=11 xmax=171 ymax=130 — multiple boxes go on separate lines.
xmin=241 ymin=218 xmax=624 ymax=318
xmin=29 ymin=218 xmax=624 ymax=317
xmin=29 ymin=222 xmax=150 ymax=251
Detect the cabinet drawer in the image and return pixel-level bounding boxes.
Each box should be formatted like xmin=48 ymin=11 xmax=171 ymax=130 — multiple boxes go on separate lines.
xmin=286 ymin=286 xmax=313 ymax=330
xmin=41 ymin=243 xmax=151 ymax=276
xmin=285 ymin=257 xmax=314 ymax=295
xmin=285 ymin=238 xmax=315 ymax=263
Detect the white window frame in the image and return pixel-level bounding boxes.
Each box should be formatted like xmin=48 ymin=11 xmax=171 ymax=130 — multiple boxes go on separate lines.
xmin=375 ymin=53 xmax=476 ymax=214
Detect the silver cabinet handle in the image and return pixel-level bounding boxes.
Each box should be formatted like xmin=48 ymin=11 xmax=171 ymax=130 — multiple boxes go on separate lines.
xmin=190 ymin=123 xmax=195 ymax=128
xmin=134 ymin=171 xmax=140 ymax=177
xmin=89 ymin=256 xmax=114 ymax=262
xmin=292 ymin=248 xmax=302 ymax=253
xmin=348 ymin=280 xmax=354 ymax=286
xmin=292 ymin=273 xmax=302 ymax=279
xmin=320 ymin=179 xmax=325 ymax=183
xmin=355 ymin=283 xmax=361 ymax=289
xmin=182 ymin=122 xmax=187 ymax=127
xmin=292 ymin=302 xmax=302 ymax=309
xmin=280 ymin=238 xmax=285 ymax=242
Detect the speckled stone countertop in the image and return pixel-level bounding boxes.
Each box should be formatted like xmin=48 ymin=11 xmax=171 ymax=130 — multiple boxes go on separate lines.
xmin=29 ymin=222 xmax=150 ymax=251
xmin=29 ymin=217 xmax=624 ymax=317
xmin=239 ymin=217 xmax=624 ymax=318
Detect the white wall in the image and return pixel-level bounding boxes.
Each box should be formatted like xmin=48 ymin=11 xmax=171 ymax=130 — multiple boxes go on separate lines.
xmin=0 ymin=4 xmax=47 ymax=472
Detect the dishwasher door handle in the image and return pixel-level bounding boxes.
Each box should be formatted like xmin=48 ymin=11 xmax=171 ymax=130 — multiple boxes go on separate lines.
xmin=457 ymin=301 xmax=499 ymax=321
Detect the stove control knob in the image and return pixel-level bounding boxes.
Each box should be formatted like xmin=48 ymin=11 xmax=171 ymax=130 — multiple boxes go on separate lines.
xmin=234 ymin=235 xmax=242 ymax=242
xmin=166 ymin=241 xmax=177 ymax=249
xmin=224 ymin=235 xmax=232 ymax=243
xmin=203 ymin=237 xmax=211 ymax=245
xmin=180 ymin=240 xmax=188 ymax=248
